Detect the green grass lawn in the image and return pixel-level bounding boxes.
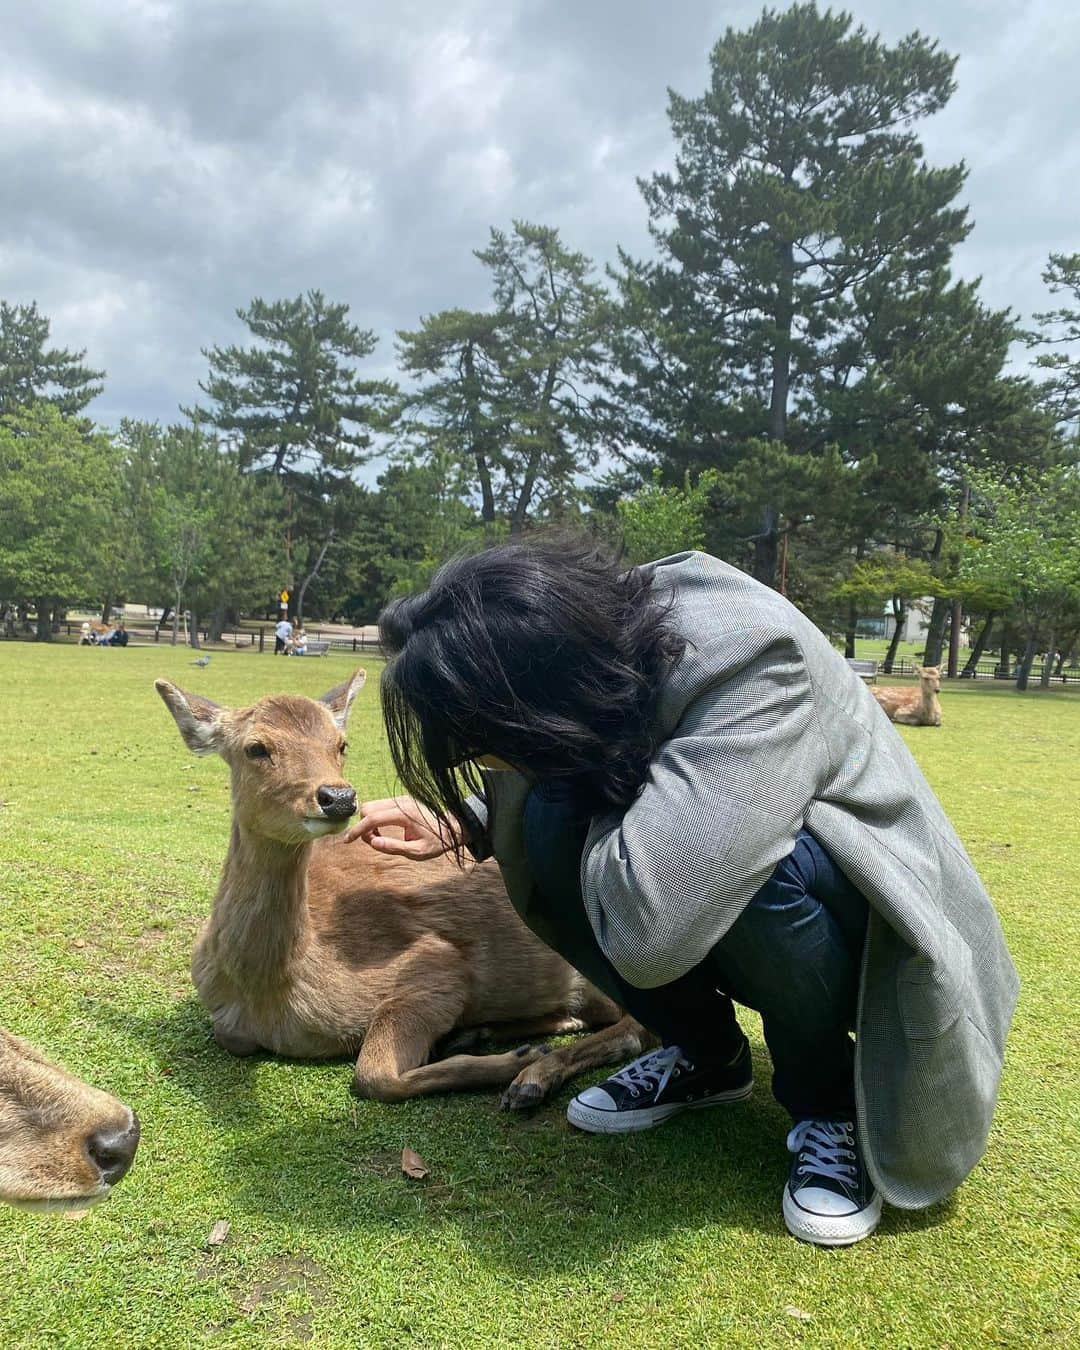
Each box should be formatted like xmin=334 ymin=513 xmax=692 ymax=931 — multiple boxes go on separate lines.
xmin=0 ymin=644 xmax=1076 ymax=1348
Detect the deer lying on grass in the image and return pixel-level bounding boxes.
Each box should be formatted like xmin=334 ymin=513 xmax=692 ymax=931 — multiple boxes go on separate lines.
xmin=155 ymin=670 xmax=651 ymax=1108
xmin=0 ymin=1028 xmax=139 ymax=1212
xmin=871 ymin=664 xmax=943 ymax=726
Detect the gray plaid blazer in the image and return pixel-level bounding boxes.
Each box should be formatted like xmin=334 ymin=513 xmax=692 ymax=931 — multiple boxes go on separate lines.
xmin=466 ymin=552 xmax=1018 ymax=1208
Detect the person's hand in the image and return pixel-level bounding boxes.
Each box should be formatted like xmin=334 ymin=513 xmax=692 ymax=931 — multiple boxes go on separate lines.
xmin=342 ymin=796 xmax=461 ymax=860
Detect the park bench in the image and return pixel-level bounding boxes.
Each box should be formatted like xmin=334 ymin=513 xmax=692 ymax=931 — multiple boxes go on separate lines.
xmin=846 ymin=658 xmax=878 ymax=683
xmin=301 ymin=639 xmax=331 ymax=657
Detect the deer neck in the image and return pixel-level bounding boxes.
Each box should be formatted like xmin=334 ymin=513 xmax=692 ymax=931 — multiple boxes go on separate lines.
xmin=211 ymin=822 xmax=313 ymax=995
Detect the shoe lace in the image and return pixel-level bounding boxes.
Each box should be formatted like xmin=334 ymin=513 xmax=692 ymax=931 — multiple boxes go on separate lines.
xmin=608 ymin=1045 xmax=693 ymax=1099
xmin=786 ymin=1119 xmax=858 ymax=1185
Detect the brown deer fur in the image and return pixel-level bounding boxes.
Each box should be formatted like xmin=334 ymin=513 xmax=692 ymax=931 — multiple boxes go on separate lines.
xmin=155 ymin=671 xmax=652 ymax=1108
xmin=0 ymin=1028 xmax=138 ymax=1211
xmin=871 ymin=664 xmax=943 ymax=726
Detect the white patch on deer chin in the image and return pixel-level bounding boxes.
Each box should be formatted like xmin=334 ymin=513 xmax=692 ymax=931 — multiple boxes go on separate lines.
xmin=9 ymin=1190 xmax=108 ymax=1214
xmin=303 ymin=817 xmax=347 ymax=837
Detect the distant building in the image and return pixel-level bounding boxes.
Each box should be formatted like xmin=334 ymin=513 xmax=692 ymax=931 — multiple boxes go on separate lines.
xmin=856 ymin=599 xmax=968 ymax=645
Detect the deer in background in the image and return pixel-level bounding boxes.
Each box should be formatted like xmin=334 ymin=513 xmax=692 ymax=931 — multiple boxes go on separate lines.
xmin=0 ymin=1028 xmax=139 ymax=1212
xmin=155 ymin=670 xmax=651 ymax=1109
xmin=871 ymin=664 xmax=943 ymax=726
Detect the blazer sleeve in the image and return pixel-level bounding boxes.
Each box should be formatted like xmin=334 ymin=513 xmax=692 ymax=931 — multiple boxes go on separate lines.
xmin=580 ymin=628 xmax=830 ymax=988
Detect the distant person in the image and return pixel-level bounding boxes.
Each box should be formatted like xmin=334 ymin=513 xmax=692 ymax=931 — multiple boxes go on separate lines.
xmin=290 ymin=628 xmax=308 ymax=656
xmin=275 ymin=616 xmax=293 ymax=655
xmin=108 ymin=620 xmax=128 ymax=647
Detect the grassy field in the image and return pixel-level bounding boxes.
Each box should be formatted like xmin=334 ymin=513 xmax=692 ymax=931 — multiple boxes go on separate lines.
xmin=0 ymin=643 xmax=1077 ymax=1349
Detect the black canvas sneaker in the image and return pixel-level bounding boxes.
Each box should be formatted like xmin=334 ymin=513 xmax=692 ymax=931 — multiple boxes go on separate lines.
xmin=566 ymin=1039 xmax=753 ymax=1134
xmin=783 ymin=1118 xmax=883 ymax=1246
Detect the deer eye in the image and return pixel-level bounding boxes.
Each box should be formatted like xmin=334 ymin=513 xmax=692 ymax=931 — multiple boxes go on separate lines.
xmin=245 ymin=742 xmax=270 ymax=761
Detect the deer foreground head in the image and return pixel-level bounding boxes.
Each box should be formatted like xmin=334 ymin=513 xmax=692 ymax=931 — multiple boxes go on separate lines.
xmin=914 ymin=664 xmax=942 ymax=693
xmin=0 ymin=1029 xmax=139 ymax=1212
xmin=155 ymin=669 xmax=367 ymax=845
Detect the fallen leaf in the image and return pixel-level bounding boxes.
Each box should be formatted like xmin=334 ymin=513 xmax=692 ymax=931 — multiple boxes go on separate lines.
xmin=206 ymin=1219 xmax=231 ymax=1247
xmin=401 ymin=1147 xmax=429 ymax=1180
xmin=785 ymin=1305 xmax=812 ymax=1322
xmin=611 ymin=1291 xmax=626 ymax=1304
xmin=72 ymin=939 xmax=86 ymax=950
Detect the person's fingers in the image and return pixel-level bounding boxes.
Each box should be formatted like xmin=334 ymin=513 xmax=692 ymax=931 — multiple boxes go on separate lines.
xmin=355 ymin=805 xmax=417 ymax=835
xmin=359 ymin=796 xmax=411 ymax=816
xmin=365 ymin=834 xmax=442 ymax=859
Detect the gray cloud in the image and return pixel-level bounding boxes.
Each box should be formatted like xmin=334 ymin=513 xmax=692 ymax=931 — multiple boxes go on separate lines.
xmin=0 ymin=0 xmax=1074 ymax=454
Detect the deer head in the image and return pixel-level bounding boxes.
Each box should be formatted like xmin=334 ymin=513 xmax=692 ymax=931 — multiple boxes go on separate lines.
xmin=914 ymin=664 xmax=942 ymax=694
xmin=0 ymin=1029 xmax=139 ymax=1212
xmin=155 ymin=669 xmax=367 ymax=846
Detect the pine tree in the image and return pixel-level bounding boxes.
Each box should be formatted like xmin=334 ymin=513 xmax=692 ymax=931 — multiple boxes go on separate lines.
xmin=399 ymin=222 xmax=612 ymax=536
xmin=612 ymin=3 xmax=968 ymax=585
xmin=0 ymin=300 xmax=105 ymax=416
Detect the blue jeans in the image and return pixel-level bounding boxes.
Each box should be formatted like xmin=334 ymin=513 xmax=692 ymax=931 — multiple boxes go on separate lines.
xmin=521 ymin=787 xmax=868 ymax=1121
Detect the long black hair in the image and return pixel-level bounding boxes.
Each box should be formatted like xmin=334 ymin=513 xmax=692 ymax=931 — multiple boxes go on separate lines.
xmin=378 ymin=537 xmax=686 ymax=848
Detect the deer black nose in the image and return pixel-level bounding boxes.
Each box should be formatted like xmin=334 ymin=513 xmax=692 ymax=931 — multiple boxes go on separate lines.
xmin=316 ymin=785 xmax=357 ymax=819
xmin=86 ymin=1113 xmax=140 ymax=1186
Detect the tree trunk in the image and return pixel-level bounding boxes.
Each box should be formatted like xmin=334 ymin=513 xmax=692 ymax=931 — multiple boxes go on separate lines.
xmin=844 ymin=597 xmax=857 ymax=660
xmin=946 ymin=479 xmax=970 ymax=678
xmin=188 ymin=610 xmax=201 ymax=650
xmin=297 ymin=529 xmax=335 ymax=628
xmin=1015 ymin=635 xmax=1037 ymax=692
xmin=157 ymin=605 xmax=173 ymax=636
xmin=756 ymin=240 xmax=794 ymax=591
xmin=101 ymin=596 xmax=112 ymax=624
xmin=922 ymin=596 xmax=949 ymax=667
xmin=208 ymin=607 xmax=228 ymax=643
xmin=1040 ymin=630 xmax=1056 ymax=690
xmin=35 ymin=596 xmax=52 ymax=642
xmin=464 ymin=342 xmax=497 ymax=528
xmin=947 ymin=596 xmax=964 ymax=678
xmin=960 ymin=613 xmax=995 ymax=678
xmin=171 ymin=592 xmax=181 ymax=646
xmin=511 ymin=446 xmax=545 ymax=538
xmin=883 ymin=596 xmax=906 ymax=674
xmin=998 ymin=624 xmax=1012 ymax=678
xmin=753 ymin=504 xmax=779 ymax=590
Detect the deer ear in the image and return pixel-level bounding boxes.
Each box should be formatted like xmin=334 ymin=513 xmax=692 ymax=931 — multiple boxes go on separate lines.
xmin=913 ymin=663 xmax=923 ymax=675
xmin=319 ymin=668 xmax=367 ymax=731
xmin=155 ymin=680 xmax=226 ymax=755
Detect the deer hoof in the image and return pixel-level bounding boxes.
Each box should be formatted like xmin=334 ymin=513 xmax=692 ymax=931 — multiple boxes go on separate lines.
xmin=213 ymin=1025 xmax=260 ymax=1056
xmin=501 ymin=1079 xmax=547 ymax=1112
xmin=437 ymin=1027 xmax=496 ymax=1057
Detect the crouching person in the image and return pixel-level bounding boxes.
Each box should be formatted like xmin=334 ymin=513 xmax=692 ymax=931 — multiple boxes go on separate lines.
xmin=351 ymin=541 xmax=1018 ymax=1248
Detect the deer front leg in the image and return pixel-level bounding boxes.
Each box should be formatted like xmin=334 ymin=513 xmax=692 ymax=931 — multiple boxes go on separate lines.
xmin=501 ymin=1015 xmax=656 ymax=1111
xmin=353 ymin=995 xmax=552 ymax=1102
xmin=213 ymin=1023 xmax=261 ymax=1055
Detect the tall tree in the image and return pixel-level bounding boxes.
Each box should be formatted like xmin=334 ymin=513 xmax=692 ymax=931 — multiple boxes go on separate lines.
xmin=116 ymin=421 xmax=284 ymax=646
xmin=399 ymin=222 xmax=612 ymax=536
xmin=0 ymin=404 xmax=119 ymax=638
xmin=0 ymin=300 xmax=105 ymax=416
xmin=189 ymin=290 xmax=397 ymax=604
xmin=611 ymin=2 xmax=969 ymax=585
xmin=191 ymin=290 xmax=396 ymax=479
xmin=960 ymin=468 xmax=1080 ymax=690
xmin=1028 ymin=252 xmax=1080 ymax=434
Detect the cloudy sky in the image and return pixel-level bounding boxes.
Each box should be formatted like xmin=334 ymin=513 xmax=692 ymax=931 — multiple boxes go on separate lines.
xmin=1 ymin=0 xmax=1076 ymax=459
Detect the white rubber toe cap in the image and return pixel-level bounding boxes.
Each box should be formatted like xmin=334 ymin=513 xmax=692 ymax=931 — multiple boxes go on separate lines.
xmin=573 ymin=1085 xmax=618 ymax=1112
xmin=790 ymin=1185 xmax=858 ymax=1216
